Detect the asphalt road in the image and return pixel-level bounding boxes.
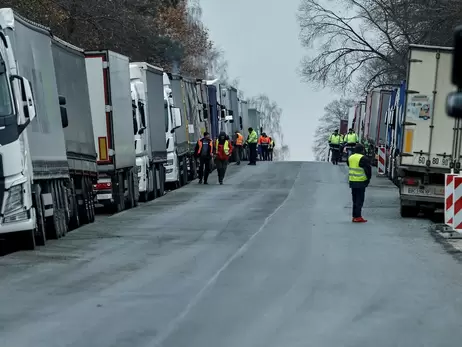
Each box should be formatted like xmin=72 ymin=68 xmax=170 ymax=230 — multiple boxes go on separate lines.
xmin=2 ymin=161 xmax=462 ymax=346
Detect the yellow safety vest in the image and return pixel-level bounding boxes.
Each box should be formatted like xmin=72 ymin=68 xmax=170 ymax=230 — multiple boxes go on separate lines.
xmin=215 ymin=139 xmax=230 ymax=155
xmin=329 ymin=134 xmax=341 ymax=145
xmin=346 ymin=133 xmax=358 ymax=144
xmin=348 ymin=153 xmax=367 ymax=182
xmin=247 ymin=130 xmax=258 ymax=144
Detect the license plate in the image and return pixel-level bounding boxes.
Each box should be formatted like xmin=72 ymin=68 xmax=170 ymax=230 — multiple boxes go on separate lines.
xmin=405 ymin=187 xmax=433 ymax=195
xmin=97 ymin=194 xmax=112 ymax=200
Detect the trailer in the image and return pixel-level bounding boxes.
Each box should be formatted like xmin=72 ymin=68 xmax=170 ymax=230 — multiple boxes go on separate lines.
xmin=0 ymin=8 xmax=70 ymax=248
xmin=398 ymin=45 xmax=457 ymax=217
xmin=85 ymin=50 xmax=138 ymax=212
xmin=52 ymin=36 xmax=97 ymax=229
xmin=130 ymin=62 xmax=167 ymax=201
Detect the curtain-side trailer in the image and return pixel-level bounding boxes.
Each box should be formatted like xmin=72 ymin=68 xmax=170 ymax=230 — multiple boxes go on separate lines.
xmin=52 ymin=36 xmax=97 ymax=229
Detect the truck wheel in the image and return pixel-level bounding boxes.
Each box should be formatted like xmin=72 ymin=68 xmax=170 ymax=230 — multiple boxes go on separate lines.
xmin=158 ymin=166 xmax=165 ymax=197
xmin=68 ymin=179 xmax=80 ymax=230
xmin=183 ymin=159 xmax=189 ymax=184
xmin=116 ymin=173 xmax=125 ymax=213
xmin=33 ymin=185 xmax=46 ymax=246
xmin=58 ymin=180 xmax=69 ymax=236
xmin=400 ymin=204 xmax=418 ymax=218
xmin=79 ymin=176 xmax=91 ymax=224
xmin=46 ymin=181 xmax=62 ymax=239
xmin=152 ymin=167 xmax=158 ymax=199
xmin=19 ymin=229 xmax=36 ymax=251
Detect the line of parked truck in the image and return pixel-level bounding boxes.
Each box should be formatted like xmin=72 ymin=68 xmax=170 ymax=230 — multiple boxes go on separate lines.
xmin=0 ymin=8 xmax=263 ymax=250
xmin=349 ymin=43 xmax=459 ymax=218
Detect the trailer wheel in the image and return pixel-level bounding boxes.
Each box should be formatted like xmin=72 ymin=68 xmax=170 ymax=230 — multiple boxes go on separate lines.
xmin=68 ymin=179 xmax=80 ymax=230
xmin=79 ymin=176 xmax=91 ymax=224
xmin=46 ymin=181 xmax=62 ymax=239
xmin=86 ymin=177 xmax=95 ymax=223
xmin=400 ymin=203 xmax=419 ymax=218
xmin=158 ymin=165 xmax=165 ymax=197
xmin=116 ymin=173 xmax=125 ymax=213
xmin=151 ymin=166 xmax=158 ymax=199
xmin=57 ymin=180 xmax=69 ymax=237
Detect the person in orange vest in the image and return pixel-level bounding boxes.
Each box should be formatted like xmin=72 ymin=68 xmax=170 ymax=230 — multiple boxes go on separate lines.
xmin=194 ymin=131 xmax=213 ymax=184
xmin=234 ymin=130 xmax=244 ymax=165
xmin=258 ymin=132 xmax=270 ymax=161
xmin=214 ymin=131 xmax=233 ymax=185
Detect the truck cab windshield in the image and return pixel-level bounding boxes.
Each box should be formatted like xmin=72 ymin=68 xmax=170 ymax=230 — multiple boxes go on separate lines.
xmin=0 ymin=59 xmax=13 ymax=117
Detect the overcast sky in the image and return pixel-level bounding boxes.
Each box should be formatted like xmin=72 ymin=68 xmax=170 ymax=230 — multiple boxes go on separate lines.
xmin=200 ymin=0 xmax=336 ymax=161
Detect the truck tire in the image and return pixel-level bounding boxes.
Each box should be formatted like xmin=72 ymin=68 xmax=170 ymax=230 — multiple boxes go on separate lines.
xmin=58 ymin=180 xmax=69 ymax=236
xmin=182 ymin=159 xmax=188 ymax=185
xmin=127 ymin=171 xmax=135 ymax=209
xmin=86 ymin=177 xmax=95 ymax=223
xmin=115 ymin=173 xmax=125 ymax=213
xmin=151 ymin=166 xmax=158 ymax=199
xmin=158 ymin=165 xmax=165 ymax=197
xmin=400 ymin=204 xmax=419 ymax=218
xmin=68 ymin=178 xmax=80 ymax=230
xmin=46 ymin=181 xmax=63 ymax=239
xmin=33 ymin=185 xmax=46 ymax=246
xmin=79 ymin=176 xmax=91 ymax=224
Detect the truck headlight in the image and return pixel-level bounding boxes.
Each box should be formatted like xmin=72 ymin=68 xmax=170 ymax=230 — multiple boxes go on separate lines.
xmin=4 ymin=184 xmax=24 ymax=215
xmin=166 ymin=159 xmax=174 ymax=166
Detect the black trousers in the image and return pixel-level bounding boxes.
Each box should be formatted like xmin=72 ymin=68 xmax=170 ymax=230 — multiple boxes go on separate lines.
xmin=351 ymin=187 xmax=366 ymax=218
xmin=215 ymin=159 xmax=228 ymax=182
xmin=261 ymin=145 xmax=269 ymax=160
xmin=198 ymin=157 xmax=211 ymax=182
xmin=234 ymin=145 xmax=242 ymax=164
xmin=268 ymin=149 xmax=273 ymax=161
xmin=249 ymin=143 xmax=257 ymax=164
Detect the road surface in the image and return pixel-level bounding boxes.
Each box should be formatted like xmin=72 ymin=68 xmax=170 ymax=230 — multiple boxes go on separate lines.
xmin=1 ymin=162 xmax=462 ymax=347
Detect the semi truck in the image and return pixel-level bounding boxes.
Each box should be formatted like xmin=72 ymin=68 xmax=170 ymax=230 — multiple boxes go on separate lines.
xmin=52 ymin=36 xmax=97 ymax=229
xmin=85 ymin=50 xmax=139 ymax=212
xmin=0 ymin=9 xmax=72 ymax=249
xmin=129 ymin=62 xmax=168 ymax=201
xmin=397 ymin=44 xmax=456 ymax=217
xmin=165 ymin=73 xmax=190 ymax=188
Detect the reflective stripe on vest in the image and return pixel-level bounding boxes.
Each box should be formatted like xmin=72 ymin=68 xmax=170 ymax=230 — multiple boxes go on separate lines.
xmin=215 ymin=139 xmax=230 ymax=155
xmin=197 ymin=139 xmax=212 ymax=155
xmin=248 ymin=131 xmax=258 ymax=143
xmin=330 ymin=134 xmax=340 ymax=145
xmin=348 ymin=153 xmax=367 ymax=182
xmin=236 ymin=133 xmax=243 ymax=145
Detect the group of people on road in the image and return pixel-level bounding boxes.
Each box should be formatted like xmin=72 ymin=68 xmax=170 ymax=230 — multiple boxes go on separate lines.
xmin=328 ymin=128 xmax=371 ymax=223
xmin=257 ymin=133 xmax=275 ymax=161
xmin=195 ymin=127 xmax=271 ymax=185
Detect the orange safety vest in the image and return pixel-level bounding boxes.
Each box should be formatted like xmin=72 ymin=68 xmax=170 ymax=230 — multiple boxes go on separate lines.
xmin=236 ymin=133 xmax=243 ymax=145
xmin=197 ymin=139 xmax=213 ymax=155
xmin=258 ymin=136 xmax=270 ymax=145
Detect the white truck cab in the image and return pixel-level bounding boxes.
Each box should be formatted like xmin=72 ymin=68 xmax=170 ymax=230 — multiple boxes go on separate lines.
xmin=129 ymin=67 xmax=153 ymax=201
xmin=163 ymin=73 xmax=182 ymax=185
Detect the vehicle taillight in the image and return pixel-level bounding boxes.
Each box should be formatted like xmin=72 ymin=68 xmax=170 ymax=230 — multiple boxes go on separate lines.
xmin=403 ymin=177 xmax=418 ymax=186
xmin=94 ymin=182 xmax=112 ymax=190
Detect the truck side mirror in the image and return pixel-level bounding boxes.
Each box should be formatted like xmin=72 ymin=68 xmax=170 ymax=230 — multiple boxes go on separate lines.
xmin=447 ymin=26 xmax=462 ymax=118
xmin=59 ymin=95 xmax=67 ymax=106
xmin=172 ymin=107 xmax=182 ymax=129
xmin=60 ymin=106 xmax=68 ymax=128
xmin=10 ymin=75 xmax=36 ymax=122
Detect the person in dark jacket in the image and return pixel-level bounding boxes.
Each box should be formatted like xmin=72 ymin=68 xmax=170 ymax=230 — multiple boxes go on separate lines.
xmin=194 ymin=132 xmax=213 ymax=184
xmin=347 ymin=144 xmax=372 ymax=222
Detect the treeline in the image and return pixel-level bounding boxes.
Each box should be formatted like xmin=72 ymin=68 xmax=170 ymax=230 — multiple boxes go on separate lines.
xmin=299 ymin=0 xmax=460 ymax=159
xmin=1 ymin=0 xmax=289 ymax=157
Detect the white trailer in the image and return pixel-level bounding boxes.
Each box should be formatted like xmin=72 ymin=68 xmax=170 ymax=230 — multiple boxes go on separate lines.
xmin=398 ymin=44 xmax=457 ymax=217
xmin=85 ymin=50 xmax=139 ymax=212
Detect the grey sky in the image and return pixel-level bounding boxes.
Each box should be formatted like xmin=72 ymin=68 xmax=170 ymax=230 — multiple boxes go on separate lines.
xmin=200 ymin=0 xmax=335 ymax=161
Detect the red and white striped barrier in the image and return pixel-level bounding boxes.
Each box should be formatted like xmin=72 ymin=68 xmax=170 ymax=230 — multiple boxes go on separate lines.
xmin=445 ymin=173 xmax=457 ymax=227
xmin=377 ymin=146 xmax=386 ymax=175
xmin=453 ymin=176 xmax=462 ymax=232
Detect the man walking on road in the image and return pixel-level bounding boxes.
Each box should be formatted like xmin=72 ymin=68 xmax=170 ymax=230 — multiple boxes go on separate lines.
xmin=234 ymin=130 xmax=244 ymax=165
xmin=214 ymin=131 xmax=233 ymax=185
xmin=347 ymin=144 xmax=371 ymax=223
xmin=194 ymin=131 xmax=213 ymax=184
xmin=247 ymin=127 xmax=258 ymax=165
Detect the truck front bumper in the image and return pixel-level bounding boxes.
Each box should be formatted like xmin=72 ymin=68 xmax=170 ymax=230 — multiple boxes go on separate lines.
xmin=0 ymin=208 xmax=34 ymax=234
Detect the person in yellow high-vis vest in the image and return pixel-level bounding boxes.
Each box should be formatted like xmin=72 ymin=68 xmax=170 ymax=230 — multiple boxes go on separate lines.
xmin=347 ymin=144 xmax=371 ymax=223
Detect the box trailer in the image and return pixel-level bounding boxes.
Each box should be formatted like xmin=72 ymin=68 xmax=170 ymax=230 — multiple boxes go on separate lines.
xmin=398 ymin=44 xmax=457 ymax=217
xmin=85 ymin=50 xmax=138 ymax=212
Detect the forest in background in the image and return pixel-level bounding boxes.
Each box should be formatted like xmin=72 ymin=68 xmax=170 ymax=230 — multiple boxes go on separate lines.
xmin=1 ymin=0 xmax=289 ymax=160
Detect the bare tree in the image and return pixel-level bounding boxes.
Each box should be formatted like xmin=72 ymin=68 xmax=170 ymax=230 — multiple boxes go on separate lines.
xmin=312 ymin=98 xmax=354 ymax=160
xmin=297 ymin=0 xmax=460 ymax=93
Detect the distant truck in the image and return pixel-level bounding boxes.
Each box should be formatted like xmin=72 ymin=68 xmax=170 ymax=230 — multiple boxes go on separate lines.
xmin=129 ymin=62 xmax=168 ymax=201
xmin=397 ymin=44 xmax=456 ymax=217
xmin=85 ymin=50 xmax=139 ymax=212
